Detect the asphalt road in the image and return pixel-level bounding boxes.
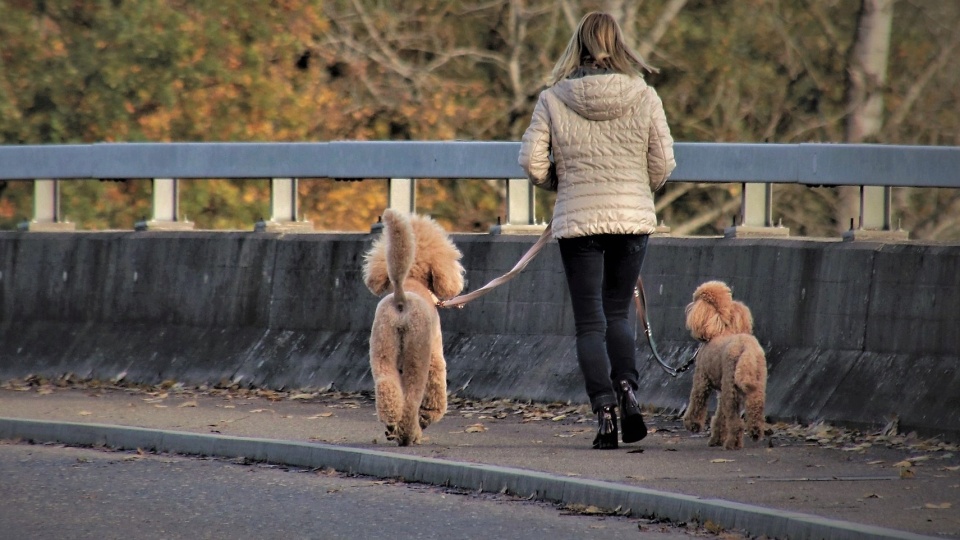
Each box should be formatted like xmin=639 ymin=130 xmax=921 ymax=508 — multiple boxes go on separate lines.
xmin=0 ymin=441 xmax=708 ymax=540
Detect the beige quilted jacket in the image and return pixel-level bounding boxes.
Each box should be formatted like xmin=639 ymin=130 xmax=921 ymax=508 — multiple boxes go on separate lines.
xmin=518 ymin=72 xmax=675 ymax=239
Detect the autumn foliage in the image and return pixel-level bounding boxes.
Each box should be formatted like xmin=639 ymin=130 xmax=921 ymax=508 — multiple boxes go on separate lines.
xmin=1 ymin=1 xmax=958 ymax=239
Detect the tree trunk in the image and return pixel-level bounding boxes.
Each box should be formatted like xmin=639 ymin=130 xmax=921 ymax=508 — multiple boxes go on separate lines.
xmin=838 ymin=0 xmax=894 ymax=231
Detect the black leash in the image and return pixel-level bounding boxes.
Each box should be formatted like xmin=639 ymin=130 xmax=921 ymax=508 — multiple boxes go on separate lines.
xmin=633 ymin=277 xmax=700 ymax=377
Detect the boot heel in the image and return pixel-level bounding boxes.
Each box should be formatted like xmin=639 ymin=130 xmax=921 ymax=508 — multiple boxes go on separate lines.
xmin=592 ymin=405 xmax=619 ymax=450
xmin=618 ymin=380 xmax=648 ymax=443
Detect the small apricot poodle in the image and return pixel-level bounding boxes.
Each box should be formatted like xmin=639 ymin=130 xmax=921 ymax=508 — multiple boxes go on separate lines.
xmin=362 ymin=209 xmax=464 ymax=446
xmin=682 ymin=281 xmax=767 ymax=450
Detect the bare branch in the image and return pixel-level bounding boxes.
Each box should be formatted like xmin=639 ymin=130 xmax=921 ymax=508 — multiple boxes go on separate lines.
xmin=887 ymin=32 xmax=960 ymax=128
xmin=654 ymin=183 xmax=696 ymax=212
xmin=671 ymin=196 xmax=741 ymax=236
xmin=558 ymin=0 xmax=578 ymax=31
xmin=636 ymin=0 xmax=687 ymax=60
xmin=347 ymin=0 xmax=416 ymax=80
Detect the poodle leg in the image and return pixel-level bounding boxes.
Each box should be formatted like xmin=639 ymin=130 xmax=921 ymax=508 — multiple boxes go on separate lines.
xmin=708 ymin=407 xmax=724 ymax=447
xmin=396 ymin=318 xmax=432 ymax=446
xmin=682 ymin=369 xmax=711 ymax=434
xmin=721 ymin=386 xmax=745 ymax=450
xmin=418 ymin=329 xmax=448 ymax=430
xmin=744 ymin=387 xmax=766 ymax=441
xmin=369 ymin=317 xmax=404 ymax=440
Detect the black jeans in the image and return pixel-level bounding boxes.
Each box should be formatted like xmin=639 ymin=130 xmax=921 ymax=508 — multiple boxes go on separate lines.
xmin=558 ymin=234 xmax=649 ymax=412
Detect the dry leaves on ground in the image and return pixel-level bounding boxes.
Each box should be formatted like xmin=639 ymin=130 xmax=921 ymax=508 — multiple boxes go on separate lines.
xmin=4 ymin=374 xmax=959 ymax=460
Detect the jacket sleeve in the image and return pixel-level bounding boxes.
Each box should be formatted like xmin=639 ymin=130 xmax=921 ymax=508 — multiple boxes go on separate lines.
xmin=646 ymin=88 xmax=676 ymax=193
xmin=518 ymin=92 xmax=557 ymax=191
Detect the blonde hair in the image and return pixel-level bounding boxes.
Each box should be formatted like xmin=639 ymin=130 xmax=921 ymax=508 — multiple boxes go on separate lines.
xmin=550 ymin=11 xmax=657 ymax=86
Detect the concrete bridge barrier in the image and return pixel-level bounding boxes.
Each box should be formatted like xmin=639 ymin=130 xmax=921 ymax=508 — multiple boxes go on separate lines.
xmin=0 ymin=231 xmax=957 ymax=440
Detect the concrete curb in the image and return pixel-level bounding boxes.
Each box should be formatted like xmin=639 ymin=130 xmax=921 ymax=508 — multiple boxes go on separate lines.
xmin=0 ymin=417 xmax=936 ymax=540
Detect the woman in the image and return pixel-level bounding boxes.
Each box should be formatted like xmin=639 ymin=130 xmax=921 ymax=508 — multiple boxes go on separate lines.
xmin=518 ymin=12 xmax=676 ymax=449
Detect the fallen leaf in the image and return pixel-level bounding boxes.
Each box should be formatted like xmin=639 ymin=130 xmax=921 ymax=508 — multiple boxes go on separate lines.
xmin=465 ymin=423 xmax=487 ymax=433
xmin=704 ymin=520 xmax=724 ymax=534
xmin=899 ymin=468 xmax=915 ymax=479
xmin=289 ymin=393 xmax=315 ymax=400
xmin=924 ymin=502 xmax=952 ymax=509
xmin=943 ymin=465 xmax=960 ymax=472
xmin=178 ymin=401 xmax=198 ymax=408
xmin=711 ymin=458 xmax=735 ymax=463
xmin=892 ymin=460 xmax=913 ymax=468
xmin=308 ymin=412 xmax=334 ymax=419
xmin=78 ymin=411 xmax=92 ymax=416
xmin=551 ymin=414 xmax=567 ymax=422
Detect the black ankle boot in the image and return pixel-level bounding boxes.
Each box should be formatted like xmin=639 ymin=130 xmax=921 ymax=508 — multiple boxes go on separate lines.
xmin=618 ymin=380 xmax=648 ymax=443
xmin=592 ymin=405 xmax=619 ymax=449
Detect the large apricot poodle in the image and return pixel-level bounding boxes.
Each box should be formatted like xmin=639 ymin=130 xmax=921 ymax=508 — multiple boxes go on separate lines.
xmin=362 ymin=209 xmax=464 ymax=446
xmin=682 ymin=281 xmax=767 ymax=450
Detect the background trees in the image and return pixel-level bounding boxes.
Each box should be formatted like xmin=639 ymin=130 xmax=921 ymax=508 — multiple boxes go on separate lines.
xmin=1 ymin=0 xmax=958 ymax=239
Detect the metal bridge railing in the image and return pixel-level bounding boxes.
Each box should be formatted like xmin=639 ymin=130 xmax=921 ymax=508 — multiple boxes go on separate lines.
xmin=2 ymin=142 xmax=958 ymax=237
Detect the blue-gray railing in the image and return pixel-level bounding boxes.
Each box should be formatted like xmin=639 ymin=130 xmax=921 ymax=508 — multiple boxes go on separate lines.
xmin=2 ymin=142 xmax=959 ymax=234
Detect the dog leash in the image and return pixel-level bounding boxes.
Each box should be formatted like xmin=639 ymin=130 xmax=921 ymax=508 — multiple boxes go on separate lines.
xmin=438 ymin=221 xmax=698 ymax=377
xmin=436 ymin=221 xmax=555 ymax=309
xmin=633 ymin=278 xmax=700 ymax=378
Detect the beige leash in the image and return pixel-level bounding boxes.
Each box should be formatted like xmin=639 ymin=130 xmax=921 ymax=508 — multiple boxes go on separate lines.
xmin=437 ymin=221 xmax=555 ymax=309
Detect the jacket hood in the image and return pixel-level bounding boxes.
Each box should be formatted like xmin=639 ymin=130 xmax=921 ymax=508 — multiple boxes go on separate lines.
xmin=551 ymin=73 xmax=647 ymax=121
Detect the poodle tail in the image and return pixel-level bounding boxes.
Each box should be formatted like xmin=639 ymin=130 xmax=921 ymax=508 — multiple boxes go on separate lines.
xmin=382 ymin=209 xmax=416 ymax=312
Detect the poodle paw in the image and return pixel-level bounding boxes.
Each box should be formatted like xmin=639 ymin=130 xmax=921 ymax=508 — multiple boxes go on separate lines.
xmin=395 ymin=431 xmax=422 ymax=447
xmin=419 ymin=408 xmax=440 ymax=429
xmin=683 ymin=418 xmax=703 ymax=433
xmin=384 ymin=424 xmax=398 ymax=441
xmin=723 ymin=435 xmax=744 ymax=450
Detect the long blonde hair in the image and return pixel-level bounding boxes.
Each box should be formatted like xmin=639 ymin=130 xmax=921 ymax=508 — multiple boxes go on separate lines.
xmin=550 ymin=11 xmax=657 ymax=86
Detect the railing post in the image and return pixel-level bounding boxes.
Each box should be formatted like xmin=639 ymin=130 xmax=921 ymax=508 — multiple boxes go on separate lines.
xmin=491 ymin=178 xmax=546 ymax=234
xmin=255 ymin=178 xmax=314 ymax=232
xmin=842 ymin=185 xmax=908 ymax=241
xmin=387 ymin=178 xmax=416 ymax=214
xmin=18 ymin=179 xmax=75 ymax=231
xmin=506 ymin=178 xmax=533 ymax=225
xmin=862 ymin=185 xmax=888 ymax=229
xmin=369 ymin=178 xmax=416 ymax=233
xmin=724 ymin=182 xmax=789 ymax=238
xmin=135 ymin=178 xmax=194 ymax=231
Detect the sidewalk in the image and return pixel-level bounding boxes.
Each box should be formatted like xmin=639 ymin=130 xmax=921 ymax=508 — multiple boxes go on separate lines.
xmin=1 ymin=383 xmax=958 ymax=539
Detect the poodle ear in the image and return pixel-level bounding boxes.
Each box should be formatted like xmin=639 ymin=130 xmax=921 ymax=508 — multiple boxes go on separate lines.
xmin=365 ymin=271 xmax=390 ymax=296
xmin=729 ymin=301 xmax=754 ymax=334
xmin=685 ymin=299 xmax=724 ymax=341
xmin=362 ymin=240 xmax=391 ymax=296
xmin=430 ymin=260 xmax=465 ymax=300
